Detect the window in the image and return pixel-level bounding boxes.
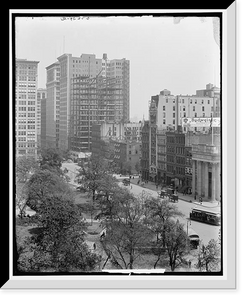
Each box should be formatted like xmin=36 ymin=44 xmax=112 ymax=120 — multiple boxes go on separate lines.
xmin=173 ymin=113 xmax=175 ymax=118
xmin=208 ymin=99 xmax=210 ymax=104
xmin=201 ymin=99 xmax=204 ymax=104
xmin=202 ymin=106 xmax=205 ymax=111
xmin=195 ymin=113 xmax=197 ymax=117
xmin=163 ymin=106 xmax=165 ymax=111
xmin=193 ymin=106 xmax=195 ymax=111
xmin=173 ymin=106 xmax=175 ymax=111
xmin=195 ymin=99 xmax=197 ymax=104
xmin=163 ymin=112 xmax=166 ymax=118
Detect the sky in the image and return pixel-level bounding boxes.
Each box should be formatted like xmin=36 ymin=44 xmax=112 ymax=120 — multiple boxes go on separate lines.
xmin=15 ymin=15 xmax=220 ymax=121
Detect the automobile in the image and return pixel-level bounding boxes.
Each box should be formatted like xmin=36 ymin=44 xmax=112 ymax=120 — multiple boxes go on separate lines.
xmin=158 ymin=190 xmax=168 ymax=198
xmin=122 ymin=178 xmax=130 ymax=186
xmin=170 ymin=194 xmax=179 ymax=202
xmin=187 ymin=228 xmax=200 ymax=249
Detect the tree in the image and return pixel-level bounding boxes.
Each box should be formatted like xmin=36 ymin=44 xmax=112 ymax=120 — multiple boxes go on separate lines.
xmin=101 ymin=189 xmax=152 ymax=269
xmin=121 ymin=161 xmax=132 ymax=175
xmin=76 ymin=156 xmax=109 ymax=202
xmin=196 ymin=239 xmax=221 ymax=272
xmin=16 ymin=156 xmax=39 ymax=218
xmin=39 ymin=148 xmax=63 ymax=175
xmin=135 ymin=161 xmax=140 ymax=174
xmin=141 ymin=197 xmax=185 ymax=269
xmin=26 ymin=169 xmax=73 ymax=212
xmin=16 ymin=156 xmax=38 ymax=183
xmin=19 ymin=194 xmax=100 ymax=272
xmin=143 ymin=197 xmax=184 ymax=248
xmin=164 ymin=220 xmax=188 ymax=271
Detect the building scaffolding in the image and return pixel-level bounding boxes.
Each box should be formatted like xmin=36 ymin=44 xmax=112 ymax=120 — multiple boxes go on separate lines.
xmin=70 ymin=74 xmax=123 ymax=152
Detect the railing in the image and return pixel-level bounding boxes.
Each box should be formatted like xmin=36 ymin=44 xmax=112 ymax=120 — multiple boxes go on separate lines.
xmin=192 ymin=144 xmax=220 ymax=154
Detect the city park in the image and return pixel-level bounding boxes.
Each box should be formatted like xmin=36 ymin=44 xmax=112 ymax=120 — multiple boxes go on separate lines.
xmin=15 ymin=148 xmax=221 ymax=273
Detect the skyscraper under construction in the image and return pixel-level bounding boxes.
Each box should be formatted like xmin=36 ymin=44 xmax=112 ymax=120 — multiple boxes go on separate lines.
xmin=49 ymin=52 xmax=129 ymax=152
xmin=69 ymin=73 xmax=124 ymax=153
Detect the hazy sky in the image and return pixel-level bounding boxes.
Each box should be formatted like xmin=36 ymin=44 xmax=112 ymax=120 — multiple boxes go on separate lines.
xmin=15 ymin=15 xmax=220 ymax=121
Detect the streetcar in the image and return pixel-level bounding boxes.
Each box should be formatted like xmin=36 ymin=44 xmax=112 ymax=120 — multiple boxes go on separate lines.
xmin=189 ymin=205 xmax=221 ymax=226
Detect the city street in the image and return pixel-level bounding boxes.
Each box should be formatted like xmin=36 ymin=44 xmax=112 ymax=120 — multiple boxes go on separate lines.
xmin=63 ymin=165 xmax=220 ymax=246
xmin=62 ymin=162 xmax=81 ymax=186
xmin=120 ymin=181 xmax=220 ymax=245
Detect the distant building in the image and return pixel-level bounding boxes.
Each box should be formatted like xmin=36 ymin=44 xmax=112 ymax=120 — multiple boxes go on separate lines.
xmin=40 ymin=94 xmax=46 ymax=150
xmin=140 ymin=84 xmax=221 ymax=200
xmin=140 ymin=121 xmax=150 ymax=181
xmin=156 ymin=127 xmax=166 ymax=184
xmin=54 ymin=53 xmax=130 ymax=151
xmin=109 ymin=139 xmax=141 ymax=175
xmin=45 ymin=61 xmax=60 ymax=149
xmin=166 ymin=131 xmax=186 ymax=187
xmin=91 ymin=121 xmax=142 ymax=174
xmin=15 ymin=58 xmax=39 ymax=158
xmin=37 ymin=88 xmax=47 ymax=149
xmin=188 ymin=133 xmax=221 ymax=201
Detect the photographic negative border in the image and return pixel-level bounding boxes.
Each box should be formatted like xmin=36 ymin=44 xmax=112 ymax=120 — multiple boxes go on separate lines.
xmin=5 ymin=3 xmax=236 ymax=289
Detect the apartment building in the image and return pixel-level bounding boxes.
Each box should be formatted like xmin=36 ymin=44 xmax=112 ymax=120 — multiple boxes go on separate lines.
xmin=15 ymin=59 xmax=39 ymax=158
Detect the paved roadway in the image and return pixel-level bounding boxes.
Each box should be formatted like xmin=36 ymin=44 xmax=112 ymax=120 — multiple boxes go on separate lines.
xmin=120 ymin=182 xmax=220 ymax=245
xmin=62 ymin=164 xmax=220 ymax=245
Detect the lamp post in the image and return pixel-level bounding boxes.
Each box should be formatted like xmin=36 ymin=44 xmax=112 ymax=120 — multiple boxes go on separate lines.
xmin=186 ymin=219 xmax=191 ymax=251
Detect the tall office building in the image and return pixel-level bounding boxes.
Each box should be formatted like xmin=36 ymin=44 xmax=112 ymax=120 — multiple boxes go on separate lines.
xmin=55 ymin=52 xmax=129 ymax=151
xmin=15 ymin=59 xmax=39 ymax=158
xmin=37 ymin=88 xmax=47 ymax=148
xmin=45 ymin=62 xmax=60 ymax=148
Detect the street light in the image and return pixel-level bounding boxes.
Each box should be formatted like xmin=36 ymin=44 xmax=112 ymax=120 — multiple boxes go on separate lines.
xmin=186 ymin=219 xmax=191 ymax=251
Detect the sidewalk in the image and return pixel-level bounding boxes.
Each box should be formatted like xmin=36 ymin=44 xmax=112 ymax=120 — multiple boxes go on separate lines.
xmin=129 ymin=177 xmax=219 ymax=206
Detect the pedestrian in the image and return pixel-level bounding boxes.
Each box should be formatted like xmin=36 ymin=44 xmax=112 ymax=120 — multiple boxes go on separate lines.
xmin=93 ymin=243 xmax=96 ymax=250
xmin=199 ymin=196 xmax=202 ymax=204
xmin=188 ymin=260 xmax=191 ymax=268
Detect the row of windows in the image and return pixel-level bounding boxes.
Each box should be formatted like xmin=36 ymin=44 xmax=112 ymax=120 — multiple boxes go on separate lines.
xmin=17 ymin=143 xmax=36 ymax=148
xmin=18 ymin=76 xmax=36 ymax=81
xmin=176 ymin=166 xmax=185 ymax=176
xmin=179 ymin=98 xmax=212 ymax=104
xmin=18 ymin=101 xmax=36 ymax=105
xmin=18 ymin=125 xmax=35 ymax=129
xmin=163 ymin=119 xmax=176 ymax=125
xmin=163 ymin=104 xmax=214 ymax=111
xmin=18 ymin=107 xmax=35 ymax=111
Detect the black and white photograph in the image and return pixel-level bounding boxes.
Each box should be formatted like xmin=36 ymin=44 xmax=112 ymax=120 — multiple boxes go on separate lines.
xmin=6 ymin=5 xmax=237 ymax=290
